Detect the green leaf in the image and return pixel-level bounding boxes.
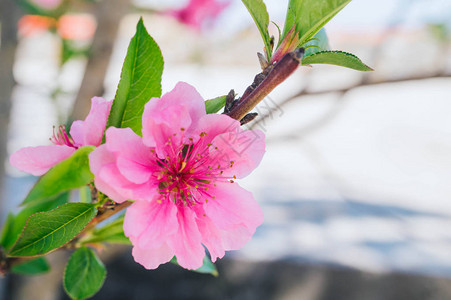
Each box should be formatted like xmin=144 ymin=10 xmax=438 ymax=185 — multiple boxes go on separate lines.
xmin=281 ymin=0 xmax=352 ymax=47
xmin=205 ymin=96 xmax=226 ymax=114
xmin=22 ymin=146 xmax=94 ymax=207
xmin=303 ymin=28 xmax=330 ymax=57
xmin=106 ymin=18 xmax=164 ymax=136
xmin=8 ymin=203 xmax=97 ymax=257
xmin=302 ymin=50 xmax=373 ymax=71
xmin=80 ymin=215 xmax=131 ymax=245
xmin=0 ymin=192 xmax=70 ymax=250
xmin=11 ymin=257 xmax=50 ymax=275
xmin=0 ymin=213 xmax=15 ymax=249
xmin=170 ymin=256 xmax=218 ymax=276
xmin=242 ymin=0 xmax=272 ymax=60
xmin=193 ymin=256 xmax=219 ymax=276
xmin=64 ymin=247 xmax=106 ymax=300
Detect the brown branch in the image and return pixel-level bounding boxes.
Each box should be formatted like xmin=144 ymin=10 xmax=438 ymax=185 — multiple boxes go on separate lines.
xmin=250 ymin=71 xmax=451 ymax=130
xmin=226 ymin=48 xmax=305 ymax=121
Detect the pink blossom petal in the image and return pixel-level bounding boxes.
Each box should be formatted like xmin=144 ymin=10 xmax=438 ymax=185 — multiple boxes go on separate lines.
xmin=90 ymin=145 xmax=158 ymax=203
xmin=169 ymin=0 xmax=230 ymax=30
xmin=124 ymin=200 xmax=178 ymax=249
xmin=168 ymin=206 xmax=205 ymax=269
xmin=204 ymin=182 xmax=264 ymax=232
xmin=115 ymin=156 xmax=152 ymax=185
xmin=142 ymin=82 xmax=206 ymax=153
xmin=132 ymin=242 xmax=174 ymax=270
xmin=209 ymin=128 xmax=265 ymax=178
xmin=129 ymin=181 xmax=161 ymax=202
xmin=142 ymin=104 xmax=192 ymax=157
xmin=70 ymin=97 xmax=112 ymax=147
xmin=195 ymin=206 xmax=254 ymax=261
xmin=195 ymin=113 xmax=241 ymax=144
xmin=98 ymin=163 xmax=158 ymax=202
xmin=219 ymin=224 xmax=254 ymax=251
xmin=10 ymin=145 xmax=75 ymax=176
xmin=194 ymin=208 xmax=225 ymax=262
xmin=105 ymin=127 xmax=153 ymax=184
xmin=89 ymin=146 xmax=128 ymax=203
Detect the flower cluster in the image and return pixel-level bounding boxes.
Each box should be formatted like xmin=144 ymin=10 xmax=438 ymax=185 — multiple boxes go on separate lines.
xmin=10 ymin=82 xmax=265 ymax=270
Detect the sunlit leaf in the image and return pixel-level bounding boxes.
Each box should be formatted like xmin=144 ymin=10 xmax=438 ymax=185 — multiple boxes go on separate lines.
xmin=64 ymin=247 xmax=106 ymax=300
xmin=80 ymin=215 xmax=130 ymax=245
xmin=0 ymin=192 xmax=70 ymax=250
xmin=106 ymin=18 xmax=164 ymax=136
xmin=303 ymin=28 xmax=330 ymax=57
xmin=242 ymin=0 xmax=272 ymax=60
xmin=205 ymin=96 xmax=226 ymax=114
xmin=302 ymin=50 xmax=373 ymax=71
xmin=22 ymin=146 xmax=94 ymax=207
xmin=8 ymin=203 xmax=97 ymax=257
xmin=281 ymin=0 xmax=352 ymax=47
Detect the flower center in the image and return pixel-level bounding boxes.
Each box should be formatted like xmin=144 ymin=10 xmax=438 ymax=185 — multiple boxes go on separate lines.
xmin=154 ymin=131 xmax=235 ymax=207
xmin=50 ymin=125 xmax=77 ymax=148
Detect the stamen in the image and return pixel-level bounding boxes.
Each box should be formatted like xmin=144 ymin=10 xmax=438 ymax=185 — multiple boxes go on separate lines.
xmin=179 ymin=161 xmax=187 ymax=172
xmin=50 ymin=125 xmax=76 ymax=148
xmin=154 ymin=131 xmax=238 ymax=208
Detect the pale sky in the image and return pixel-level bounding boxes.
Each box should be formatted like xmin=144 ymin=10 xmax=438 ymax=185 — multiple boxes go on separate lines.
xmin=137 ymin=0 xmax=451 ymax=34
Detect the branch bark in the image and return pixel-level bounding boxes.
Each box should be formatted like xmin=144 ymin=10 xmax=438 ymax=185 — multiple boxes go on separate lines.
xmin=226 ymin=49 xmax=304 ymax=121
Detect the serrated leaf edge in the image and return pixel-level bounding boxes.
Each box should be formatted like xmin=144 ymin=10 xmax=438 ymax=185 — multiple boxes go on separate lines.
xmin=302 ymin=50 xmax=373 ymax=71
xmin=21 ymin=146 xmax=95 ymax=207
xmin=8 ymin=204 xmax=97 ymax=257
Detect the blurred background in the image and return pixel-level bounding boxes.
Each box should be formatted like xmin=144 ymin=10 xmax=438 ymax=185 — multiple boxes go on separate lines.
xmin=1 ymin=0 xmax=451 ymax=299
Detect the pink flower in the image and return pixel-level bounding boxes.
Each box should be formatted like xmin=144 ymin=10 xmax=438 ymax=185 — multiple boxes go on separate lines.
xmin=10 ymin=97 xmax=112 ymax=176
xmin=169 ymin=0 xmax=230 ymax=30
xmin=89 ymin=82 xmax=265 ymax=270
